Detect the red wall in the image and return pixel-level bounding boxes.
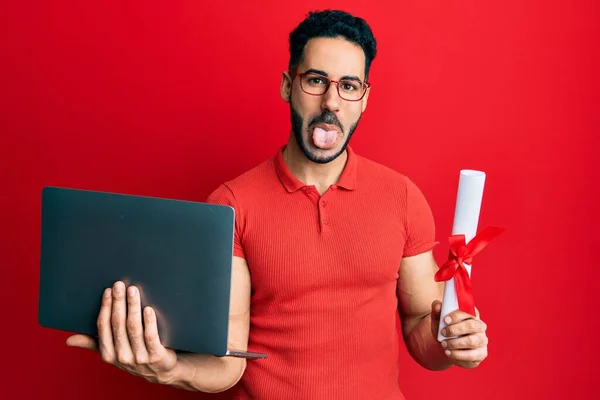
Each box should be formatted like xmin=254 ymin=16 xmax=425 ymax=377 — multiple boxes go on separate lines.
xmin=1 ymin=1 xmax=598 ymax=398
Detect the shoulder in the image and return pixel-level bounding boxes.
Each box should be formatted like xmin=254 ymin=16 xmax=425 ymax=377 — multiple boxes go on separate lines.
xmin=205 ymin=156 xmax=276 ymax=207
xmin=354 ymin=152 xmax=411 ymax=188
xmin=354 ymin=152 xmax=429 ymax=203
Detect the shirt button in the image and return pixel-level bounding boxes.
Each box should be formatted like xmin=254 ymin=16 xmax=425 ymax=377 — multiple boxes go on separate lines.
xmin=321 ymin=200 xmax=327 ymax=207
xmin=323 ymin=218 xmax=329 ymax=225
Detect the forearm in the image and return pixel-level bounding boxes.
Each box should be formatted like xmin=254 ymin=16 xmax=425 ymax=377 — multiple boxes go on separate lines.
xmin=166 ymin=353 xmax=246 ymax=393
xmin=405 ymin=313 xmax=453 ymax=371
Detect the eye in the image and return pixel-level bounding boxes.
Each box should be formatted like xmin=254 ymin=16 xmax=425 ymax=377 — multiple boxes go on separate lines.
xmin=307 ymin=76 xmax=326 ymax=85
xmin=340 ymin=81 xmax=360 ymax=91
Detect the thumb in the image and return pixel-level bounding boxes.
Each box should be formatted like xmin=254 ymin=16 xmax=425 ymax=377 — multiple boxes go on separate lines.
xmin=431 ymin=300 xmax=442 ymax=322
xmin=430 ymin=300 xmax=443 ymax=340
xmin=66 ymin=334 xmax=98 ymax=351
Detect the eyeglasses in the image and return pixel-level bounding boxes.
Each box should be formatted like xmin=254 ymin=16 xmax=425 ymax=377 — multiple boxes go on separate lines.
xmin=290 ymin=70 xmax=370 ymax=102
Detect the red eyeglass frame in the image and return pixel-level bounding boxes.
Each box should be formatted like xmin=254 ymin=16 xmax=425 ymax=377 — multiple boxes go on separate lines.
xmin=289 ymin=70 xmax=371 ymax=102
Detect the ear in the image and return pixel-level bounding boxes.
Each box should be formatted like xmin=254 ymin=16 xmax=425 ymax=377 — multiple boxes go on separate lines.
xmin=280 ymin=71 xmax=292 ymax=103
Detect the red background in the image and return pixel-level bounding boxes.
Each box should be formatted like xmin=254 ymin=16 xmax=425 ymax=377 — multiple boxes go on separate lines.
xmin=1 ymin=1 xmax=598 ymax=399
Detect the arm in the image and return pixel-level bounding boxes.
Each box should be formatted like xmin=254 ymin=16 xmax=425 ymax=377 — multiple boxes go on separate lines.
xmin=397 ymin=250 xmax=453 ymax=371
xmin=168 ymin=255 xmax=252 ymax=391
xmin=398 ymin=178 xmax=488 ymax=370
xmin=67 ymin=255 xmax=252 ymax=393
xmin=397 ymin=250 xmax=490 ymax=370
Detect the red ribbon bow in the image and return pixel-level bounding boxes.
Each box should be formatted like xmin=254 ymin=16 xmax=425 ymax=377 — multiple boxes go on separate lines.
xmin=434 ymin=226 xmax=505 ymax=316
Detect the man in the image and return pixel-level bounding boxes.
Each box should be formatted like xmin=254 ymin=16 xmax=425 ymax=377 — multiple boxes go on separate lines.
xmin=67 ymin=9 xmax=489 ymax=399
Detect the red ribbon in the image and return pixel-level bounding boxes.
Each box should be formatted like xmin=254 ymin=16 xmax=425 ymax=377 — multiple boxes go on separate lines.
xmin=434 ymin=226 xmax=505 ymax=316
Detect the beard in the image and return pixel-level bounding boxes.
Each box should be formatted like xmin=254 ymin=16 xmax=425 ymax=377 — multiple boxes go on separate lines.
xmin=290 ymin=103 xmax=361 ymax=164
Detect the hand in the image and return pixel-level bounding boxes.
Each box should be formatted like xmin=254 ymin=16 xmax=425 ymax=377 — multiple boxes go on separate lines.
xmin=430 ymin=300 xmax=489 ymax=369
xmin=66 ymin=281 xmax=179 ymax=384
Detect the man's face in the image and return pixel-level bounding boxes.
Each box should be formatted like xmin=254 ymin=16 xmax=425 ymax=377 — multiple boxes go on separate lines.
xmin=281 ymin=37 xmax=370 ymax=164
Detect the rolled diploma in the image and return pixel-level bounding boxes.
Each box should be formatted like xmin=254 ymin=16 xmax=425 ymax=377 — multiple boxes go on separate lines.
xmin=437 ymin=170 xmax=486 ymax=342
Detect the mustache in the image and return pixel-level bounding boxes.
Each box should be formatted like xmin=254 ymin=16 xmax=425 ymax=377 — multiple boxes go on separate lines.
xmin=309 ymin=112 xmax=343 ymax=132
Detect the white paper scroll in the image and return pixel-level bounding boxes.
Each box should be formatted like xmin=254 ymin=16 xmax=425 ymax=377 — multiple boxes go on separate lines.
xmin=437 ymin=170 xmax=486 ymax=342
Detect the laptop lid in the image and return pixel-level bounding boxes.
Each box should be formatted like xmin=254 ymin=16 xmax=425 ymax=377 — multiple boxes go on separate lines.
xmin=38 ymin=186 xmax=265 ymax=359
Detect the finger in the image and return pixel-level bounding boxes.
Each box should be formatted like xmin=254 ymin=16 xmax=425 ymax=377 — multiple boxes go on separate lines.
xmin=442 ymin=333 xmax=488 ymax=350
xmin=474 ymin=306 xmax=481 ymax=319
xmin=444 ymin=347 xmax=487 ymax=364
xmin=111 ymin=281 xmax=134 ymax=366
xmin=442 ymin=318 xmax=487 ymax=338
xmin=126 ymin=286 xmax=149 ymax=364
xmin=444 ymin=309 xmax=477 ymax=326
xmin=143 ymin=307 xmax=166 ymax=362
xmin=97 ymin=288 xmax=116 ymax=363
xmin=66 ymin=334 xmax=98 ymax=351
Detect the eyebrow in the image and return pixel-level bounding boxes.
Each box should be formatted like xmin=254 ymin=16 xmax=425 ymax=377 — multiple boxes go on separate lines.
xmin=304 ymin=68 xmax=363 ymax=82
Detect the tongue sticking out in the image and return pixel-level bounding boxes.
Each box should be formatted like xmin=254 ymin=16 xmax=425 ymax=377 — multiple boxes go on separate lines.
xmin=312 ymin=127 xmax=338 ymax=150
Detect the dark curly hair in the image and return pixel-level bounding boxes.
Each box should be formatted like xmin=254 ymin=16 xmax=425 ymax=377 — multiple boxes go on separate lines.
xmin=288 ymin=10 xmax=377 ymax=80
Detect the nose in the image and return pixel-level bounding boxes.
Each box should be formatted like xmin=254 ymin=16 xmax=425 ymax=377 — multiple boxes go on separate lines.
xmin=320 ymin=83 xmax=341 ymax=113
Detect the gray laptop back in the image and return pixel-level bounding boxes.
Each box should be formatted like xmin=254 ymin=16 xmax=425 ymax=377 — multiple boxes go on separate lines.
xmin=38 ymin=186 xmax=235 ymax=357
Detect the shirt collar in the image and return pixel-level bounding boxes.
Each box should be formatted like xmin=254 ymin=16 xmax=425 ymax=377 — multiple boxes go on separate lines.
xmin=274 ymin=145 xmax=357 ymax=193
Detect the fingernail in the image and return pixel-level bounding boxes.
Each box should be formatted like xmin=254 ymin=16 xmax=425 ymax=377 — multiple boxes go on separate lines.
xmin=444 ymin=316 xmax=452 ymax=324
xmin=442 ymin=329 xmax=448 ymax=336
xmin=145 ymin=307 xmax=152 ymax=316
xmin=441 ymin=341 xmax=447 ymax=348
xmin=114 ymin=282 xmax=123 ymax=293
xmin=104 ymin=288 xmax=111 ymax=298
xmin=445 ymin=350 xmax=451 ymax=356
xmin=128 ymin=286 xmax=136 ymax=296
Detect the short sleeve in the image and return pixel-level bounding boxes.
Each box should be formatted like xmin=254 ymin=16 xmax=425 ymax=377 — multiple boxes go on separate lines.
xmin=205 ymin=184 xmax=246 ymax=259
xmin=403 ymin=178 xmax=438 ymax=257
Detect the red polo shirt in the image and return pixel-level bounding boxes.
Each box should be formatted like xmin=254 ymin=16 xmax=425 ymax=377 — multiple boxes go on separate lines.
xmin=206 ymin=145 xmax=437 ymax=399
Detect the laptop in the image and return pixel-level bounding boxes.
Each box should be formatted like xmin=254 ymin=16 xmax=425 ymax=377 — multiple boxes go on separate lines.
xmin=38 ymin=186 xmax=267 ymax=359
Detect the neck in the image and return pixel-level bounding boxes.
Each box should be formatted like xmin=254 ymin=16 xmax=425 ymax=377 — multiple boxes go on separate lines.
xmin=283 ymin=135 xmax=348 ymax=195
